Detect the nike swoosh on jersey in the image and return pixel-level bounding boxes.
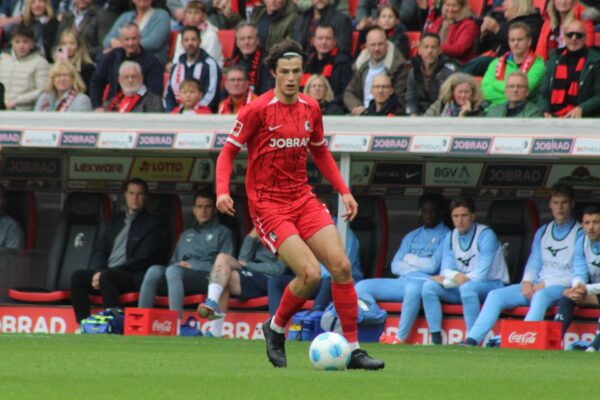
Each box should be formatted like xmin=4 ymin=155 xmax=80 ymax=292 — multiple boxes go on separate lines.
xmin=269 ymin=125 xmax=283 ymax=131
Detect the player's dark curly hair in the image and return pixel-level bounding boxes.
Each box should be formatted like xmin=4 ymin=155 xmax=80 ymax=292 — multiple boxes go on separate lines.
xmin=265 ymin=39 xmax=305 ymax=72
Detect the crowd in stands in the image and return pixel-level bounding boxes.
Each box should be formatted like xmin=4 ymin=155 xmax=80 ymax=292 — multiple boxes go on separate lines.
xmin=0 ymin=0 xmax=599 ymax=117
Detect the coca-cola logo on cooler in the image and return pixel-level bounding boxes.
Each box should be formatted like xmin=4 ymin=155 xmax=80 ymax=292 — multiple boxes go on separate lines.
xmin=508 ymin=331 xmax=537 ymax=345
xmin=152 ymin=320 xmax=173 ymax=333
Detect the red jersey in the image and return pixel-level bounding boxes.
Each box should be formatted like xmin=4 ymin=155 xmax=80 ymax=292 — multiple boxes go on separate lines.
xmin=220 ymin=90 xmax=347 ymax=210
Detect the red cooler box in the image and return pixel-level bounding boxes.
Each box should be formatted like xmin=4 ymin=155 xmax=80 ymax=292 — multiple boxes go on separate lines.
xmin=500 ymin=320 xmax=562 ymax=350
xmin=124 ymin=308 xmax=178 ymax=336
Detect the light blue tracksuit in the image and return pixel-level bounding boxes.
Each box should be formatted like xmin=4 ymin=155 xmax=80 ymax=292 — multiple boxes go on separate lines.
xmin=355 ymin=222 xmax=450 ymax=340
xmin=467 ymin=219 xmax=586 ymax=344
xmin=422 ymin=223 xmax=509 ymax=335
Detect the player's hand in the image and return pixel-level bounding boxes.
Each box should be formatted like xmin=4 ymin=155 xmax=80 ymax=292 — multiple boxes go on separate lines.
xmin=564 ymin=106 xmax=582 ymax=119
xmin=91 ymin=272 xmax=101 ymax=290
xmin=521 ymin=281 xmax=534 ymax=300
xmin=532 ymin=282 xmax=545 ymax=293
xmin=216 ymin=194 xmax=235 ymax=216
xmin=341 ymin=193 xmax=358 ymax=221
xmin=178 ymin=261 xmax=192 ymax=269
xmin=432 ymin=275 xmax=445 ymax=285
xmin=574 ymin=283 xmax=587 ymax=295
xmin=454 ymin=272 xmax=469 ymax=285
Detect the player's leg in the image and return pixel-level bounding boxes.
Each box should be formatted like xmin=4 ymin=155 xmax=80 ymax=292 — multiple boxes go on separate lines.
xmin=459 ymin=279 xmax=504 ymax=332
xmin=466 ymin=284 xmax=526 ymax=344
xmin=306 ymin=225 xmax=384 ymax=370
xmin=355 ymin=277 xmax=408 ymax=343
xmin=262 ymin=234 xmax=322 ymax=368
xmin=199 ymin=253 xmax=240 ymax=319
xmin=397 ymin=278 xmax=427 ymax=342
xmin=165 ymin=265 xmax=208 ymax=315
xmin=138 ymin=265 xmax=166 ymax=308
xmin=421 ymin=281 xmax=460 ymax=344
xmin=525 ymin=285 xmax=566 ymax=321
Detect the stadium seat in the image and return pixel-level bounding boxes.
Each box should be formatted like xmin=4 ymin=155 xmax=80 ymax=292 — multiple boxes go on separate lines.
xmin=217 ymin=30 xmax=235 ymax=60
xmin=6 ymin=190 xmax=37 ymax=249
xmin=351 ymin=31 xmax=359 ymax=56
xmin=8 ymin=193 xmax=112 ymax=302
xmin=97 ymin=194 xmax=185 ymax=306
xmin=350 ymin=196 xmax=389 ymax=278
xmin=406 ymin=31 xmax=421 ymax=59
xmin=595 ymin=33 xmax=600 ymax=47
xmin=573 ymin=307 xmax=600 ymax=319
xmin=533 ymin=0 xmax=547 ymax=13
xmin=502 ymin=306 xmax=557 ymax=318
xmin=168 ymin=30 xmax=179 ymax=60
xmin=486 ymin=199 xmax=539 ymax=284
xmin=467 ymin=0 xmax=484 ymax=17
xmin=347 ymin=0 xmax=359 ymax=18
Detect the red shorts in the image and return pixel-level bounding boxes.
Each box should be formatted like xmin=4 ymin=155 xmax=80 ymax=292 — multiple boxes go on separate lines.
xmin=250 ymin=195 xmax=334 ymax=253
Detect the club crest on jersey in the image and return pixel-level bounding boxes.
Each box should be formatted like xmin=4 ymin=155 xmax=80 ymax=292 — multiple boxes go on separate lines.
xmin=206 ymin=233 xmax=214 ymax=242
xmin=231 ymin=120 xmax=243 ymax=137
xmin=304 ymin=121 xmax=311 ymax=133
xmin=269 ymin=232 xmax=278 ymax=243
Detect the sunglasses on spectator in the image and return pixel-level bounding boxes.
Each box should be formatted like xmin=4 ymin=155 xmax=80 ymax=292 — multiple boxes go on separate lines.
xmin=565 ymin=32 xmax=585 ymax=39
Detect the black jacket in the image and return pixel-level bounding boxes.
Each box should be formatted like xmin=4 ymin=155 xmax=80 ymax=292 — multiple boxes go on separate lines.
xmin=405 ymin=54 xmax=458 ymax=115
xmin=364 ymin=93 xmax=404 ymax=116
xmin=304 ymin=48 xmax=353 ymax=106
xmin=292 ymin=5 xmax=352 ymax=54
xmin=477 ymin=12 xmax=543 ymax=56
xmin=92 ymin=209 xmax=162 ymax=278
xmin=89 ymin=46 xmax=164 ymax=108
xmin=226 ymin=49 xmax=274 ymax=96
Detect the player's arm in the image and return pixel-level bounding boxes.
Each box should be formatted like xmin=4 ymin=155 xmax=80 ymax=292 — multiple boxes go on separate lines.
xmin=390 ymin=230 xmax=417 ymax=276
xmin=216 ymin=106 xmax=257 ymax=216
xmin=466 ymin=228 xmax=499 ymax=281
xmin=439 ymin=233 xmax=460 ymax=287
xmin=308 ymin=108 xmax=356 ymax=221
xmin=522 ymin=227 xmax=544 ymax=283
xmin=571 ymin=233 xmax=589 ymax=288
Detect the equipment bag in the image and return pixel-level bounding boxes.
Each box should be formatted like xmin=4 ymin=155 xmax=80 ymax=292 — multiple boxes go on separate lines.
xmin=81 ymin=308 xmax=125 ymax=334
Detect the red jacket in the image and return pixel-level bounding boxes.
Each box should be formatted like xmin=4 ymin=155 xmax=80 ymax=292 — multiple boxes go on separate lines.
xmin=535 ymin=4 xmax=595 ymax=60
xmin=426 ymin=16 xmax=478 ymax=64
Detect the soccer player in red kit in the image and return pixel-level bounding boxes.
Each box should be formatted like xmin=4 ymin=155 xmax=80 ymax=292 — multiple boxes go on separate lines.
xmin=214 ymin=39 xmax=384 ymax=370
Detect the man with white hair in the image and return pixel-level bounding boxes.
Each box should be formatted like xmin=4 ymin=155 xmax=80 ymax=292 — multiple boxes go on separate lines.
xmin=102 ymin=61 xmax=164 ymax=113
xmin=89 ymin=22 xmax=163 ymax=110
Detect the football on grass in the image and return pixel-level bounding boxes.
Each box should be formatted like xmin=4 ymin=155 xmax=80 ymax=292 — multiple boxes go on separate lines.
xmin=308 ymin=332 xmax=351 ymax=370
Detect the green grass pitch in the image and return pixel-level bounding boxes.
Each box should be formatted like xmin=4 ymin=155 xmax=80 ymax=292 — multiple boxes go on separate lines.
xmin=1 ymin=334 xmax=599 ymax=399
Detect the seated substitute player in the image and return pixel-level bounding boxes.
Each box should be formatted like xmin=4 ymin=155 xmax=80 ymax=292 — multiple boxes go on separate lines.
xmin=215 ymin=39 xmax=384 ymax=370
xmin=0 ymin=184 xmax=25 ymax=249
xmin=421 ymin=196 xmax=509 ymax=345
xmin=555 ymin=206 xmax=600 ymax=337
xmin=358 ymin=193 xmax=450 ymax=344
xmin=197 ymin=228 xmax=287 ymax=337
xmin=463 ymin=183 xmax=584 ymax=346
xmin=138 ymin=190 xmax=234 ymax=315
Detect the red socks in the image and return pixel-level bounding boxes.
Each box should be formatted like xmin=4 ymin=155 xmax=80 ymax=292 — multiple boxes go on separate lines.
xmin=332 ymin=281 xmax=358 ymax=344
xmin=273 ymin=285 xmax=308 ymax=328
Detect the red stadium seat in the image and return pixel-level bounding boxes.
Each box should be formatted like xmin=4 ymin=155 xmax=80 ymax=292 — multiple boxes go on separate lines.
xmin=348 ymin=0 xmax=359 ymax=18
xmin=351 ymin=197 xmax=389 ymax=278
xmin=467 ymin=0 xmax=484 ymax=17
xmin=502 ymin=306 xmax=557 ymax=318
xmin=406 ymin=31 xmax=421 ymax=59
xmin=532 ymin=0 xmax=547 ymax=13
xmin=574 ymin=307 xmax=600 ymax=319
xmin=168 ymin=30 xmax=179 ymax=60
xmin=217 ymin=30 xmax=235 ymax=60
xmin=90 ymin=292 xmax=140 ymax=305
xmin=442 ymin=304 xmax=465 ymax=315
xmin=351 ymin=31 xmax=359 ymax=56
xmin=379 ymin=302 xmax=403 ymax=313
xmin=595 ymin=32 xmax=600 ymax=47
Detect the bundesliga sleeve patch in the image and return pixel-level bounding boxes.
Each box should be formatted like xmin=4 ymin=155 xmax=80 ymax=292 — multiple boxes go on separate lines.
xmin=231 ymin=120 xmax=244 ymax=137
